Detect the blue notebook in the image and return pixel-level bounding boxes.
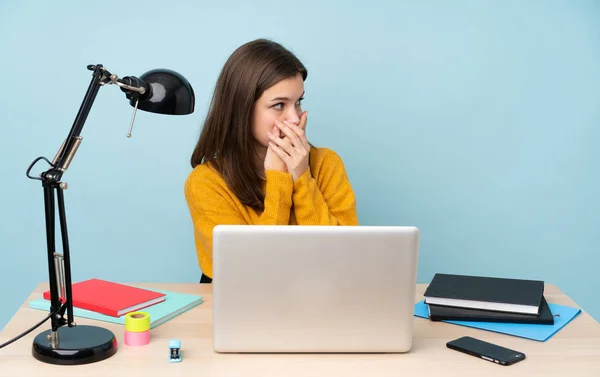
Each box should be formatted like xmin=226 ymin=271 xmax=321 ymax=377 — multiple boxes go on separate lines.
xmin=29 ymin=288 xmax=203 ymax=329
xmin=414 ymin=300 xmax=581 ymax=341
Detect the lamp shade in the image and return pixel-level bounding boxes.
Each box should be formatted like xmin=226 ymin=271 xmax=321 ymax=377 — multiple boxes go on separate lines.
xmin=131 ymin=69 xmax=195 ymax=115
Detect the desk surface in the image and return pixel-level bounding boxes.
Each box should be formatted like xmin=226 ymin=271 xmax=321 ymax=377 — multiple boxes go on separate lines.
xmin=1 ymin=283 xmax=599 ymax=377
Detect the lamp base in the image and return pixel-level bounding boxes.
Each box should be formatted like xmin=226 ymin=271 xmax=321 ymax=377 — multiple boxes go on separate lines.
xmin=32 ymin=325 xmax=117 ymax=365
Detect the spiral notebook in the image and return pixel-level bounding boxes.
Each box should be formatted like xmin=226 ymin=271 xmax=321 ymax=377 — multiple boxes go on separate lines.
xmin=29 ymin=288 xmax=203 ymax=329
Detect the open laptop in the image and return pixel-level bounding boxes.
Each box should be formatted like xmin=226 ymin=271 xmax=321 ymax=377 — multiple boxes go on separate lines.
xmin=211 ymin=225 xmax=420 ymax=353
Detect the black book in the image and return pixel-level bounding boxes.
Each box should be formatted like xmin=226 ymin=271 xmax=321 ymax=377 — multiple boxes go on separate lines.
xmin=428 ymin=296 xmax=554 ymax=324
xmin=424 ymin=273 xmax=544 ymax=315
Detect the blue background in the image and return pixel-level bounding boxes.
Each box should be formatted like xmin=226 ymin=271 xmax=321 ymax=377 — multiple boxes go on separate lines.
xmin=1 ymin=0 xmax=599 ymax=331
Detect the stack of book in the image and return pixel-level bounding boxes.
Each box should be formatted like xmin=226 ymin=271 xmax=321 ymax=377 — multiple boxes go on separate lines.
xmin=423 ymin=273 xmax=554 ymax=324
xmin=43 ymin=278 xmax=168 ymax=317
xmin=32 ymin=278 xmax=204 ymax=329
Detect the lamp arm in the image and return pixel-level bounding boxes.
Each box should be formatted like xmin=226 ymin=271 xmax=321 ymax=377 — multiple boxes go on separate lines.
xmin=47 ymin=65 xmax=109 ymax=181
xmin=45 ymin=64 xmax=147 ymax=182
xmin=110 ymin=78 xmax=146 ymax=95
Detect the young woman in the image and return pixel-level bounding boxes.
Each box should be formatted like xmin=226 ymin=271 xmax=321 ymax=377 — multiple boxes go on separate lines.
xmin=184 ymin=39 xmax=358 ymax=283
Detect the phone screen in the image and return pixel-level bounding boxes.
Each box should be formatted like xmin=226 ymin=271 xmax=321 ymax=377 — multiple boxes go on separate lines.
xmin=447 ymin=336 xmax=525 ymax=365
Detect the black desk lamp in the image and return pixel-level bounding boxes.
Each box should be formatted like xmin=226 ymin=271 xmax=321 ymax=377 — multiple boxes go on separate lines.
xmin=24 ymin=64 xmax=195 ymax=365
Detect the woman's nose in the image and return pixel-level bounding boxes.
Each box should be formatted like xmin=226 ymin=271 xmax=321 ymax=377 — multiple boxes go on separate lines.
xmin=284 ymin=109 xmax=300 ymax=124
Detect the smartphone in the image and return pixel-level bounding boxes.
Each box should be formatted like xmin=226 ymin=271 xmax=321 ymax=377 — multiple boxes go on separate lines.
xmin=446 ymin=336 xmax=526 ymax=366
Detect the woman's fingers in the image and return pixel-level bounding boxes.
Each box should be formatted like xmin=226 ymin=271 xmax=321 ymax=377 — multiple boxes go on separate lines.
xmin=266 ymin=130 xmax=294 ymax=155
xmin=274 ymin=121 xmax=304 ymax=150
xmin=268 ymin=142 xmax=291 ymax=162
xmin=298 ymin=111 xmax=307 ymax=131
xmin=284 ymin=121 xmax=310 ymax=151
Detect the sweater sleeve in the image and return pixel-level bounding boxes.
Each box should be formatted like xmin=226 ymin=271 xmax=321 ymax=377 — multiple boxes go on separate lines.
xmin=291 ymin=150 xmax=358 ymax=225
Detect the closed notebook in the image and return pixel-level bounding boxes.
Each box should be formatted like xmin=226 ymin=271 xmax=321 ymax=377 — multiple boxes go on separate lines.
xmin=414 ymin=300 xmax=581 ymax=342
xmin=424 ymin=273 xmax=544 ymax=315
xmin=42 ymin=278 xmax=166 ymax=317
xmin=428 ymin=296 xmax=554 ymax=324
xmin=31 ymin=288 xmax=203 ymax=329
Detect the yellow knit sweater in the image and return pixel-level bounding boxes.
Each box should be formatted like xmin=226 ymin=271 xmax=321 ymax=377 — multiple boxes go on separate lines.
xmin=183 ymin=147 xmax=358 ymax=278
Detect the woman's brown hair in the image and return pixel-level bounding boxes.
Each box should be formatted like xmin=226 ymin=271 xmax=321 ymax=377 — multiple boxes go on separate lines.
xmin=190 ymin=39 xmax=307 ymax=212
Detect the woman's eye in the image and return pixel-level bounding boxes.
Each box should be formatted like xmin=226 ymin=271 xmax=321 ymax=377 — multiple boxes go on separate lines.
xmin=273 ymin=98 xmax=303 ymax=110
